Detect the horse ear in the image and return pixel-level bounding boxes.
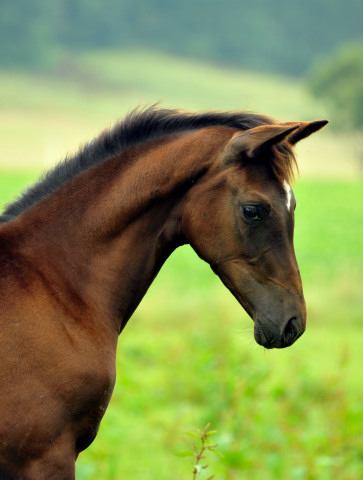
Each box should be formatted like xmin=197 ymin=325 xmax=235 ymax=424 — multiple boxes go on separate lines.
xmin=286 ymin=119 xmax=328 ymax=145
xmin=224 ymin=123 xmax=300 ymax=164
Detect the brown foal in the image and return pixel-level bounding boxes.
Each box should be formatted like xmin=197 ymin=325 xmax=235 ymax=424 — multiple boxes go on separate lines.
xmin=0 ymin=107 xmax=327 ymax=478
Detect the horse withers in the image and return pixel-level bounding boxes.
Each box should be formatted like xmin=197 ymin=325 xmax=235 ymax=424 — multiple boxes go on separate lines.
xmin=0 ymin=107 xmax=327 ymax=478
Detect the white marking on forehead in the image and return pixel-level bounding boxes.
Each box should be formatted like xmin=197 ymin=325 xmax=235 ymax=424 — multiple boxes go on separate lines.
xmin=283 ymin=180 xmax=293 ymax=211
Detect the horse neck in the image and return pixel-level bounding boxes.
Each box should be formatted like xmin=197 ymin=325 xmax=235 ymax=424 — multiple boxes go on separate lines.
xmin=18 ymin=127 xmax=231 ymax=333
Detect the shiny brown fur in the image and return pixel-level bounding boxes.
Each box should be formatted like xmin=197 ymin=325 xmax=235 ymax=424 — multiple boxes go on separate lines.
xmin=0 ymin=107 xmax=327 ymax=478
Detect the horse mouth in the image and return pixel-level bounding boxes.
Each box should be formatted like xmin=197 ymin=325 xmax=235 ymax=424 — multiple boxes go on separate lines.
xmin=254 ymin=320 xmax=274 ymax=348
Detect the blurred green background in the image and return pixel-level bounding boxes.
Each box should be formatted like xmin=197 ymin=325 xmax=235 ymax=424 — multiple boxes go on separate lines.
xmin=0 ymin=1 xmax=362 ymax=479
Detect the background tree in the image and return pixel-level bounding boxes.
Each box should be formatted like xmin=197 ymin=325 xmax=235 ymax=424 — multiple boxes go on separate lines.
xmin=308 ymin=42 xmax=363 ymax=171
xmin=0 ymin=0 xmax=56 ymax=68
xmin=308 ymin=42 xmax=363 ymax=131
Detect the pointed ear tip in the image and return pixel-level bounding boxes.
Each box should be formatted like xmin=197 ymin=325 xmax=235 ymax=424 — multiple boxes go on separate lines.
xmin=316 ymin=119 xmax=329 ymax=127
xmin=313 ymin=119 xmax=329 ymax=132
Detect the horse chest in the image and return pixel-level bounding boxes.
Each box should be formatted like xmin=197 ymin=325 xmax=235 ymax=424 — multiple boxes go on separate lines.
xmin=0 ymin=304 xmax=117 ymax=464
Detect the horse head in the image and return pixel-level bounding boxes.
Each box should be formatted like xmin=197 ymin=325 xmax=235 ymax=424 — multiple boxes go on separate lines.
xmin=181 ymin=120 xmax=327 ymax=348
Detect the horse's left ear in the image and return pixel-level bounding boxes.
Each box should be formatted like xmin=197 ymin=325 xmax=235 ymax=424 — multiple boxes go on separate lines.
xmin=223 ymin=123 xmax=300 ymax=164
xmin=286 ymin=119 xmax=329 ymax=145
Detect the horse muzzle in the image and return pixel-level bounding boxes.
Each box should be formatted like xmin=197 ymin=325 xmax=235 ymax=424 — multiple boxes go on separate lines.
xmin=254 ymin=313 xmax=306 ymax=349
xmin=211 ymin=260 xmax=306 ymax=349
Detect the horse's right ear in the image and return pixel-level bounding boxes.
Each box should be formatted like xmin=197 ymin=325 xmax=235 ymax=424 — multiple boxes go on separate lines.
xmin=287 ymin=119 xmax=329 ymax=144
xmin=222 ymin=124 xmax=300 ymax=166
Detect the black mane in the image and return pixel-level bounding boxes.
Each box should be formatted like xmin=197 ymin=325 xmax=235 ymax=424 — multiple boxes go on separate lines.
xmin=1 ymin=106 xmax=274 ymax=222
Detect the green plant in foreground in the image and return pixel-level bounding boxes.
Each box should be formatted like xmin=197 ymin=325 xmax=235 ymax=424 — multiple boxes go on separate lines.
xmin=176 ymin=424 xmax=223 ymax=479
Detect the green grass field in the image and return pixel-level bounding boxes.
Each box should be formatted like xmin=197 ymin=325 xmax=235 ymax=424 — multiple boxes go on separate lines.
xmin=0 ymin=51 xmax=362 ymax=479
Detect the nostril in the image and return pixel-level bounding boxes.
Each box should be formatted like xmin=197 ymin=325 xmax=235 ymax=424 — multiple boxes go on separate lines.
xmin=283 ymin=317 xmax=299 ymax=344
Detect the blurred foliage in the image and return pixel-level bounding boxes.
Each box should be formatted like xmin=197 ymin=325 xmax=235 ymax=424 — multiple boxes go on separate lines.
xmin=0 ymin=0 xmax=362 ymax=75
xmin=308 ymin=42 xmax=363 ymax=131
xmin=0 ymin=0 xmax=55 ymax=68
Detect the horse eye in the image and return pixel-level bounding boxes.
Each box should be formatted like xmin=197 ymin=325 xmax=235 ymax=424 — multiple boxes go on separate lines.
xmin=242 ymin=205 xmax=264 ymax=222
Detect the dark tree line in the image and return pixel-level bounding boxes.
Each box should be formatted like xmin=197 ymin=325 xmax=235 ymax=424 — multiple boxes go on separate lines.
xmin=0 ymin=0 xmax=362 ymax=75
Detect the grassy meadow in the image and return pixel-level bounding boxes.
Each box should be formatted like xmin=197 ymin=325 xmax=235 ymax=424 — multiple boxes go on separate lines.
xmin=0 ymin=51 xmax=362 ymax=479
